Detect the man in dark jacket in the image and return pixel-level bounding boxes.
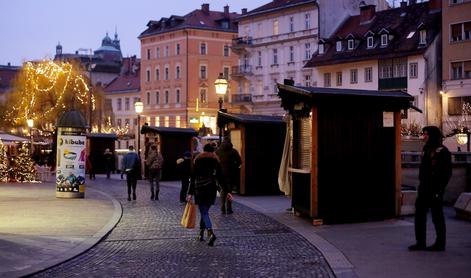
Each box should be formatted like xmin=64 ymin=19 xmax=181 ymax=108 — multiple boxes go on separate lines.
xmin=121 ymin=146 xmax=140 ymax=201
xmin=216 ymin=137 xmax=241 ymax=214
xmin=177 ymin=151 xmax=192 ymax=204
xmin=409 ymin=126 xmax=452 ymax=252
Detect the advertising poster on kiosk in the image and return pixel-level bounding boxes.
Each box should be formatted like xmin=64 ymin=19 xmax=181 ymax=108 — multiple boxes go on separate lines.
xmin=56 ymin=130 xmax=86 ymax=195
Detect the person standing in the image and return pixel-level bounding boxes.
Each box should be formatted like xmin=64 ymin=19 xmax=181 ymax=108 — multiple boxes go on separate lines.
xmin=145 ymin=145 xmax=164 ymax=200
xmin=121 ymin=146 xmax=140 ymax=201
xmin=409 ymin=126 xmax=452 ymax=251
xmin=216 ymin=137 xmax=241 ymax=214
xmin=177 ymin=151 xmax=192 ymax=204
xmin=86 ymin=153 xmax=96 ymax=180
xmin=103 ymin=148 xmax=114 ymax=179
xmin=187 ymin=143 xmax=229 ymax=246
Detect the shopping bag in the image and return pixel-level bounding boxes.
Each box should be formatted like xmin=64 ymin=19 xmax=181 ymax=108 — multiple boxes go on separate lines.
xmin=181 ymin=202 xmax=196 ymax=229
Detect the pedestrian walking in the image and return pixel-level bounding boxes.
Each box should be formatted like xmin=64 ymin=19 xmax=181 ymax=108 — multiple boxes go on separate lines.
xmin=145 ymin=145 xmax=164 ymax=200
xmin=409 ymin=126 xmax=452 ymax=252
xmin=103 ymin=148 xmax=114 ymax=179
xmin=187 ymin=143 xmax=229 ymax=246
xmin=216 ymin=137 xmax=241 ymax=214
xmin=86 ymin=153 xmax=96 ymax=180
xmin=177 ymin=151 xmax=192 ymax=204
xmin=121 ymin=146 xmax=140 ymax=201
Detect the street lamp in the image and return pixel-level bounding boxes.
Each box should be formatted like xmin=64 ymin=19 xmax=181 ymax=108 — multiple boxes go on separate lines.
xmin=456 ymin=129 xmax=470 ymax=151
xmin=214 ymin=73 xmax=228 ymax=144
xmin=27 ymin=119 xmax=34 ymax=157
xmin=134 ymin=101 xmax=143 ymax=179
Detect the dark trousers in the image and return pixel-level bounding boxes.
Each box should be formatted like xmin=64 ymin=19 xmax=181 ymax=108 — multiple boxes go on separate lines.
xmin=105 ymin=164 xmax=111 ymax=179
xmin=414 ymin=194 xmax=446 ymax=246
xmin=126 ymin=172 xmax=137 ymax=196
xmin=220 ymin=190 xmax=232 ymax=212
xmin=180 ymin=177 xmax=190 ymax=202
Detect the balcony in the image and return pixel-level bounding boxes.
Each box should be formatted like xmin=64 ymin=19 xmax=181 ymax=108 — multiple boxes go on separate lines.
xmin=231 ymin=65 xmax=253 ymax=78
xmin=232 ymin=94 xmax=252 ymax=103
xmin=231 ymin=36 xmax=253 ymax=53
xmin=379 ymin=77 xmax=407 ymax=91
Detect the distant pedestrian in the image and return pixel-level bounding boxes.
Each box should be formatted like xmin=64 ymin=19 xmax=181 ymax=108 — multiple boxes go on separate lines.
xmin=103 ymin=148 xmax=114 ymax=179
xmin=177 ymin=151 xmax=192 ymax=204
xmin=216 ymin=137 xmax=241 ymax=214
xmin=121 ymin=146 xmax=140 ymax=201
xmin=409 ymin=126 xmax=452 ymax=252
xmin=187 ymin=143 xmax=228 ymax=246
xmin=145 ymin=145 xmax=164 ymax=200
xmin=86 ymin=153 xmax=96 ymax=180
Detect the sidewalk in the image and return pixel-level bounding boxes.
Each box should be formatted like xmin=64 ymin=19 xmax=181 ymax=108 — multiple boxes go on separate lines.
xmin=0 ymin=182 xmax=122 ymax=278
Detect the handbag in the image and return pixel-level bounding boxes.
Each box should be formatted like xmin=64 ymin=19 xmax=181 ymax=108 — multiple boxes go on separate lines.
xmin=181 ymin=201 xmax=196 ymax=229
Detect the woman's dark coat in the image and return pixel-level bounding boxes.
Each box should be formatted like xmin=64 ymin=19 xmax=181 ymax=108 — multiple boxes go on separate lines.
xmin=188 ymin=152 xmax=224 ymax=205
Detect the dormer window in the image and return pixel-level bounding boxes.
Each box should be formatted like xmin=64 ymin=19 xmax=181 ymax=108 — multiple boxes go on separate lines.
xmin=367 ymin=37 xmax=374 ymax=48
xmin=419 ymin=29 xmax=427 ymax=45
xmin=319 ymin=44 xmax=325 ymax=54
xmin=347 ymin=39 xmax=354 ymax=50
xmin=381 ymin=34 xmax=388 ymax=46
xmin=336 ymin=41 xmax=343 ymax=52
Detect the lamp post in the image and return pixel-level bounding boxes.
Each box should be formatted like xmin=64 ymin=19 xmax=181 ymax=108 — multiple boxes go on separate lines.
xmin=214 ymin=73 xmax=228 ymax=145
xmin=27 ymin=119 xmax=34 ymax=158
xmin=456 ymin=129 xmax=470 ymax=152
xmin=134 ymin=101 xmax=143 ymax=179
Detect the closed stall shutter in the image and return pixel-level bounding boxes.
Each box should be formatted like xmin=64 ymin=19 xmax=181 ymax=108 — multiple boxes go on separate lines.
xmin=292 ymin=116 xmax=311 ymax=170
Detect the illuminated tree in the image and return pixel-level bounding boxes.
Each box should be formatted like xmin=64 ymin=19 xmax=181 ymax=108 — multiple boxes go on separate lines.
xmin=0 ymin=139 xmax=10 ymax=182
xmin=11 ymin=144 xmax=37 ymax=182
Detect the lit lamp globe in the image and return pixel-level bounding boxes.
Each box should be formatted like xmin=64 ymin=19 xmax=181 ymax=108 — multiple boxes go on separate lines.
xmin=134 ymin=101 xmax=144 ymax=114
xmin=27 ymin=119 xmax=34 ymax=128
xmin=214 ymin=73 xmax=228 ymax=96
xmin=456 ymin=132 xmax=468 ymax=146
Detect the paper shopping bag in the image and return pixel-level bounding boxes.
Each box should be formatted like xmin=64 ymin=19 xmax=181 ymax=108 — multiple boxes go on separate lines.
xmin=181 ymin=202 xmax=196 ymax=229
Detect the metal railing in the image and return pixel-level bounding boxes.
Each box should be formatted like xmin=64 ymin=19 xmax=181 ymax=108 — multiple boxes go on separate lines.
xmin=231 ymin=94 xmax=252 ymax=103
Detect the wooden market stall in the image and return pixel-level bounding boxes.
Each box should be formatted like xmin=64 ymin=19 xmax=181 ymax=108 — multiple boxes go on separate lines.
xmin=217 ymin=112 xmax=285 ymax=195
xmin=86 ymin=133 xmax=118 ymax=174
xmin=278 ymin=82 xmax=416 ymax=223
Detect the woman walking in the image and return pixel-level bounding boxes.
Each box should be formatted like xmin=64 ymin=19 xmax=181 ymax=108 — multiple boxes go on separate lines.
xmin=187 ymin=143 xmax=229 ymax=246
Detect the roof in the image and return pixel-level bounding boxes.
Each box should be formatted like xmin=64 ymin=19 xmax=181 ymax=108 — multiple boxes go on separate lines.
xmin=139 ymin=6 xmax=239 ymax=38
xmin=0 ymin=133 xmax=29 ymax=144
xmin=305 ymin=2 xmax=441 ymax=67
xmin=86 ymin=133 xmax=118 ymax=139
xmin=141 ymin=126 xmax=198 ymax=136
xmin=104 ymin=58 xmax=140 ymax=94
xmin=237 ymin=0 xmax=316 ymax=20
xmin=218 ymin=111 xmax=284 ymax=125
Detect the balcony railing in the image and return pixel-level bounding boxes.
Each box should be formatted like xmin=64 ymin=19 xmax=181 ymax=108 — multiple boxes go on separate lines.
xmin=231 ymin=65 xmax=252 ymax=77
xmin=231 ymin=36 xmax=253 ymax=53
xmin=379 ymin=77 xmax=407 ymax=90
xmin=232 ymin=94 xmax=252 ymax=103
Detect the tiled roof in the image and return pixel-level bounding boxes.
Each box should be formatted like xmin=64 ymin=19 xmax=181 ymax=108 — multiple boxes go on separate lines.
xmin=239 ymin=0 xmax=315 ymax=19
xmin=305 ymin=2 xmax=441 ymax=67
xmin=104 ymin=57 xmax=140 ymax=94
xmin=139 ymin=6 xmax=239 ymax=38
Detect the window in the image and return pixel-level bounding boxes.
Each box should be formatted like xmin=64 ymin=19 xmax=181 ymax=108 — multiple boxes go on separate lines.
xmin=200 ymin=65 xmax=207 ymax=79
xmin=367 ymin=37 xmax=374 ymax=48
xmin=200 ymin=88 xmax=207 ymax=103
xmin=451 ymin=60 xmax=471 ymax=79
xmin=451 ymin=21 xmax=471 ymax=42
xmin=176 ymin=66 xmax=180 ymax=79
xmin=318 ymin=44 xmax=324 ymax=54
xmin=258 ymin=51 xmax=262 ymax=66
xmin=165 ymin=66 xmax=169 ymax=80
xmin=365 ymin=67 xmax=373 ymax=82
xmin=146 ymin=92 xmax=151 ymax=105
xmin=289 ymin=17 xmax=294 ymax=32
xmin=379 ymin=58 xmax=407 ymax=79
xmin=409 ymin=63 xmax=418 ymax=79
xmin=155 ymin=67 xmax=160 ymax=81
xmin=176 ymin=116 xmax=181 ymax=128
xmin=165 ymin=46 xmax=169 ymax=57
xmin=419 ymin=29 xmax=427 ymax=45
xmin=200 ymin=43 xmax=207 ymax=55
xmin=381 ymin=34 xmax=388 ymax=46
xmin=305 ymin=75 xmax=311 ymax=87
xmin=448 ymin=96 xmax=471 ymax=116
xmin=273 ymin=78 xmax=278 ymax=93
xmin=156 ymin=91 xmax=160 ymax=105
xmin=156 ymin=47 xmax=160 ymax=58
xmin=176 ymin=43 xmax=180 ymax=55
xmin=155 ymin=116 xmax=160 ymax=127
xmin=336 ymin=72 xmax=342 ymax=86
xmin=147 ymin=49 xmax=151 ymax=60
xmin=289 ymin=46 xmax=294 ymax=62
xmin=146 ymin=69 xmax=150 ymax=82
xmin=336 ymin=41 xmax=342 ymax=52
xmin=305 ymin=13 xmax=311 ymax=30
xmin=176 ymin=89 xmax=180 ymax=103
xmin=223 ymin=67 xmax=230 ymax=79
xmin=324 ymin=73 xmax=331 ymax=87
xmin=117 ymin=119 xmax=122 ymax=127
xmin=347 ymin=39 xmax=354 ymax=50
xmin=304 ymin=43 xmax=311 ymax=60
xmin=117 ymin=98 xmax=122 ymax=110
xmin=125 ymin=97 xmax=130 ymax=110
xmin=165 ymin=90 xmax=169 ymax=104
xmin=164 ymin=116 xmax=169 ymax=127
xmin=224 ymin=45 xmax=230 ymax=57
xmin=273 ymin=49 xmax=278 ymax=65
xmin=350 ymin=69 xmax=358 ymax=84
xmin=273 ymin=19 xmax=279 ymax=35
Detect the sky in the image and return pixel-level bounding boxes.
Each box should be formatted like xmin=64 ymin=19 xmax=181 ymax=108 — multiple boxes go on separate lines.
xmin=0 ymin=0 xmax=270 ymax=66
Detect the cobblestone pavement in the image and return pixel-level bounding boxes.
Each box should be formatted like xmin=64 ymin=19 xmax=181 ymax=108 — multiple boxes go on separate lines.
xmin=31 ymin=179 xmax=334 ymax=278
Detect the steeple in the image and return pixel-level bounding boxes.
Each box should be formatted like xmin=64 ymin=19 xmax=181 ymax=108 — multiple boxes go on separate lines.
xmin=56 ymin=41 xmax=62 ymax=55
xmin=113 ymin=26 xmax=121 ymax=50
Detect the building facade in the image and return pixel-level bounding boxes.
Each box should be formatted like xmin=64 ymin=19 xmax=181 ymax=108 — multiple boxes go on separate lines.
xmin=306 ymin=1 xmax=442 ymax=129
xmin=232 ymin=0 xmax=388 ymax=116
xmin=0 ymin=63 xmax=20 ymax=104
xmin=441 ymin=0 xmax=471 ymax=150
xmin=138 ymin=4 xmax=240 ymax=134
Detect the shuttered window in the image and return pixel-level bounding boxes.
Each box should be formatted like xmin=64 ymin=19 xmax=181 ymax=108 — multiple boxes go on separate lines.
xmin=292 ymin=116 xmax=311 ymax=170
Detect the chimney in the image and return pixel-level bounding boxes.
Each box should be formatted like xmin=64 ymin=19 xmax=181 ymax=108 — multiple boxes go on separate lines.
xmin=201 ymin=3 xmax=209 ymax=14
xmin=360 ymin=4 xmax=376 ymax=23
xmin=429 ymin=0 xmax=442 ymax=11
xmin=224 ymin=5 xmax=229 ymax=17
xmin=400 ymin=1 xmax=407 ymax=8
xmin=7 ymin=62 xmax=11 ymax=67
xmin=409 ymin=0 xmax=416 ymax=5
xmin=241 ymin=8 xmax=247 ymax=15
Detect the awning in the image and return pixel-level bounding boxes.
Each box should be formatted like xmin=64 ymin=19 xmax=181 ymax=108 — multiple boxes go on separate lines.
xmin=0 ymin=133 xmax=29 ymax=145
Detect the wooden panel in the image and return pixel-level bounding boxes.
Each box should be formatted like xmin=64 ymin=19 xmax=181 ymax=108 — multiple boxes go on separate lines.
xmin=394 ymin=111 xmax=402 ymax=216
xmin=311 ymin=107 xmax=318 ymax=218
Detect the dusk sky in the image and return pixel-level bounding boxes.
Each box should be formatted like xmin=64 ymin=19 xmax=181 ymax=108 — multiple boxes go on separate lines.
xmin=0 ymin=0 xmax=271 ymax=66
